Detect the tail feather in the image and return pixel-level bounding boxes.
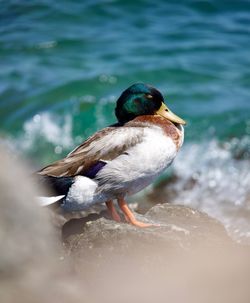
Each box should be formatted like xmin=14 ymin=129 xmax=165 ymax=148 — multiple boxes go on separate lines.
xmin=37 ymin=195 xmax=65 ymax=207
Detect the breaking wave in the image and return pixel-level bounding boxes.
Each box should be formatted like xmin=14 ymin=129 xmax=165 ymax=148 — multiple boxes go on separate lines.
xmin=2 ymin=112 xmax=75 ymax=166
xmin=167 ymin=138 xmax=250 ymax=243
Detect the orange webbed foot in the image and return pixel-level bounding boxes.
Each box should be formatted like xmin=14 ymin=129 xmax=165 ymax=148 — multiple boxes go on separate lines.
xmin=117 ymin=198 xmax=157 ymax=228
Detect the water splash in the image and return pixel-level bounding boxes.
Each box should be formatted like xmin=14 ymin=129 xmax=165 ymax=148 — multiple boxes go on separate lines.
xmin=1 ymin=112 xmax=75 ymax=165
xmin=21 ymin=112 xmax=73 ymax=151
xmin=169 ymin=138 xmax=250 ymax=243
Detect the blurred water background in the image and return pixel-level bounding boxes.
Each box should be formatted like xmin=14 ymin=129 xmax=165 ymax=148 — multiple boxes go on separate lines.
xmin=0 ymin=0 xmax=250 ymax=242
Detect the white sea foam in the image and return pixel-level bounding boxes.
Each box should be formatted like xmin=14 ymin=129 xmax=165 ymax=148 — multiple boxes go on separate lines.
xmin=170 ymin=138 xmax=250 ymax=243
xmin=8 ymin=112 xmax=74 ymax=157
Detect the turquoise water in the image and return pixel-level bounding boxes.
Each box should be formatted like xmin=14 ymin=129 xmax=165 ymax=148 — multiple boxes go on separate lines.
xmin=1 ymin=0 xmax=250 ymax=162
xmin=1 ymin=1 xmax=250 ymax=240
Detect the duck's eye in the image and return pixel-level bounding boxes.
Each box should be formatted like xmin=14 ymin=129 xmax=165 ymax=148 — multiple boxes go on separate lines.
xmin=145 ymin=94 xmax=153 ymax=99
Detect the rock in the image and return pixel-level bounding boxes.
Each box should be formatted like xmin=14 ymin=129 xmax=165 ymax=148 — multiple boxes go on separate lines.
xmin=0 ymin=147 xmax=84 ymax=303
xmin=1 ymin=145 xmax=250 ymax=303
xmin=63 ymin=203 xmax=232 ymax=253
xmin=63 ymin=203 xmax=250 ymax=303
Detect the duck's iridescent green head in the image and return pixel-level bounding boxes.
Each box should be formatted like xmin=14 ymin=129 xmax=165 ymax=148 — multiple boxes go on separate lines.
xmin=115 ymin=83 xmax=186 ymax=125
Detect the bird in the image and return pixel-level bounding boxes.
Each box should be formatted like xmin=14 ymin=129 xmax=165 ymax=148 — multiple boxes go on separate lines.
xmin=37 ymin=83 xmax=186 ymax=227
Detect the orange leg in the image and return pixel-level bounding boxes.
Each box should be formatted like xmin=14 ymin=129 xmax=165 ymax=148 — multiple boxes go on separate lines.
xmin=106 ymin=200 xmax=121 ymax=222
xmin=117 ymin=198 xmax=152 ymax=228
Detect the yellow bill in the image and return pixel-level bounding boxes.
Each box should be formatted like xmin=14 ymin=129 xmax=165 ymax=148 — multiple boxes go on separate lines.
xmin=155 ymin=103 xmax=186 ymax=125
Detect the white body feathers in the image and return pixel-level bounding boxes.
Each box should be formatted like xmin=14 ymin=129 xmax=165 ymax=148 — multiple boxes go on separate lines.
xmin=58 ymin=125 xmax=183 ymax=211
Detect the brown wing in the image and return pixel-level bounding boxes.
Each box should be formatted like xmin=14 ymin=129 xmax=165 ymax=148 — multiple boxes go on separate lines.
xmin=38 ymin=125 xmax=144 ymax=177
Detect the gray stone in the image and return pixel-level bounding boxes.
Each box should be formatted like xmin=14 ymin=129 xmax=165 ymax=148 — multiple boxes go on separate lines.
xmin=64 ymin=203 xmax=232 ymax=256
xmin=62 ymin=203 xmax=250 ymax=303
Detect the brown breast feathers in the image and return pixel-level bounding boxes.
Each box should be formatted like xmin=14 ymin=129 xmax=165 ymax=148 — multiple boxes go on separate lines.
xmin=127 ymin=115 xmax=183 ymax=150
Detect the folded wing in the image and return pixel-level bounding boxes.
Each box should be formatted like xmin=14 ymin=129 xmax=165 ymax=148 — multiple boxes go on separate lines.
xmin=38 ymin=125 xmax=144 ymax=177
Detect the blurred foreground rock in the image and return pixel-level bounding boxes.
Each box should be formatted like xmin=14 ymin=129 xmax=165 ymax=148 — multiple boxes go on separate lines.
xmin=63 ymin=204 xmax=250 ymax=303
xmin=0 ymin=148 xmax=84 ymax=303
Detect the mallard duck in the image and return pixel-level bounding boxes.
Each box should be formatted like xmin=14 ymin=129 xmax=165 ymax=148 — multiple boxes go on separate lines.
xmin=38 ymin=83 xmax=186 ymax=227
